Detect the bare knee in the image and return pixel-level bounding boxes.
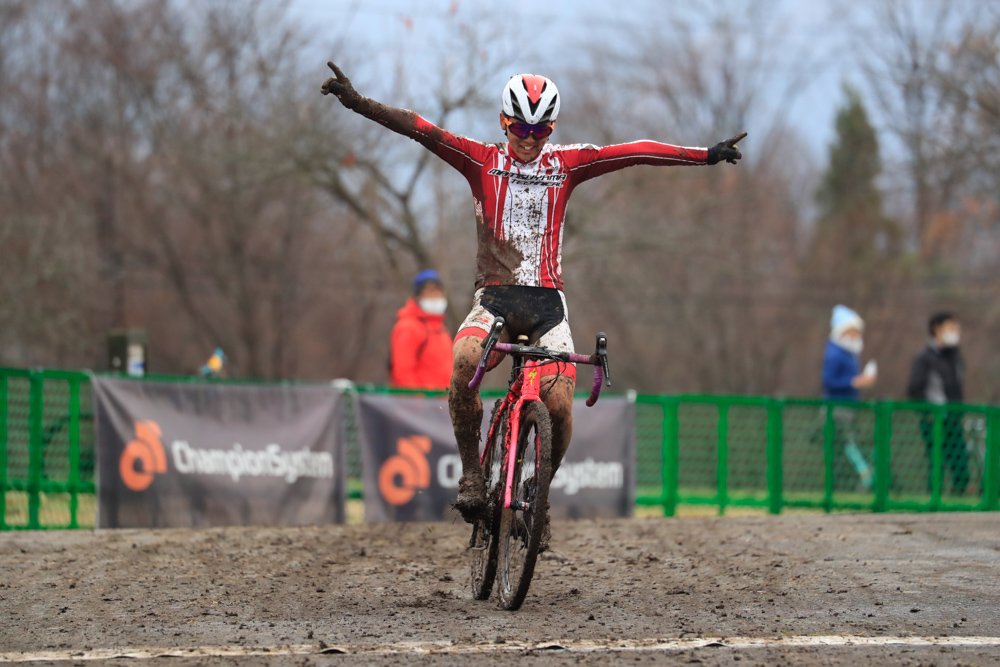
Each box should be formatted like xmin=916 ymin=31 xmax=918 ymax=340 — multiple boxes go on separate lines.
xmin=449 ymin=337 xmax=483 ymax=421
xmin=451 ymin=336 xmax=483 ymax=388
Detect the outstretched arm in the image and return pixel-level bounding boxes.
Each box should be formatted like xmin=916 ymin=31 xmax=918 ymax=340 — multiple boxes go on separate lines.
xmin=322 ymin=62 xmax=412 ymax=134
xmin=321 ymin=62 xmax=488 ymax=172
xmin=566 ymin=131 xmax=747 ymax=183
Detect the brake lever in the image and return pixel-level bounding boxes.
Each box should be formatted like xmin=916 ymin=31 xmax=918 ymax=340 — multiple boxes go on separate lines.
xmin=585 ymin=332 xmax=610 ymax=407
xmin=596 ymin=332 xmax=610 ymax=387
xmin=482 ymin=317 xmax=504 ymax=351
xmin=468 ymin=318 xmax=504 ymax=390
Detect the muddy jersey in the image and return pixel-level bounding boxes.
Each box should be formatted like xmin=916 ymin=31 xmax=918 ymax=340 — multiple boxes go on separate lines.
xmin=352 ymin=97 xmax=709 ymax=289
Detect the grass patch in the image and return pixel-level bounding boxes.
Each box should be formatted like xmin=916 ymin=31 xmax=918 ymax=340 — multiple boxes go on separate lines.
xmin=3 ymin=492 xmax=97 ymax=529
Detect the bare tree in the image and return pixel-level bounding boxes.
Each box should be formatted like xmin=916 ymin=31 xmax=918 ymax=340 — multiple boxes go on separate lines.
xmin=553 ymin=0 xmax=825 ymax=395
xmin=856 ymin=0 xmax=988 ymax=258
xmin=294 ymin=9 xmax=512 ymax=288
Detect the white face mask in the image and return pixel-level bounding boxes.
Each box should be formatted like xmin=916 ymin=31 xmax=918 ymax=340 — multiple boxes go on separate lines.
xmin=941 ymin=330 xmax=960 ymax=347
xmin=835 ymin=335 xmax=863 ymax=355
xmin=418 ymin=297 xmax=447 ymax=316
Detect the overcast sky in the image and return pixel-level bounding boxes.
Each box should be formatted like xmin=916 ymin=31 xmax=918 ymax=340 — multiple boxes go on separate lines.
xmin=289 ymin=0 xmax=907 ymax=162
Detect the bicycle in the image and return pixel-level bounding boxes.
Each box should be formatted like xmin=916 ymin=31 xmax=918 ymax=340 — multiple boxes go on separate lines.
xmin=466 ymin=317 xmax=611 ymax=610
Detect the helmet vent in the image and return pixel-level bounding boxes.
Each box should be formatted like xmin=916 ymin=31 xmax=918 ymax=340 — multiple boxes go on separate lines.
xmin=539 ymin=96 xmax=558 ymax=123
xmin=509 ymin=95 xmax=524 ymax=121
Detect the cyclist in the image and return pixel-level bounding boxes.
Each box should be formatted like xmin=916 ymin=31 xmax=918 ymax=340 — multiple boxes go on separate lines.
xmin=322 ymin=64 xmax=745 ymax=529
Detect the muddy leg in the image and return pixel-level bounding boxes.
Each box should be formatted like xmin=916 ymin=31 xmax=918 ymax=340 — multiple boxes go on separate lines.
xmin=449 ymin=336 xmax=485 ymax=472
xmin=539 ymin=375 xmax=572 ymax=553
xmin=542 ymin=375 xmax=574 ymax=475
xmin=449 ymin=336 xmax=486 ymax=521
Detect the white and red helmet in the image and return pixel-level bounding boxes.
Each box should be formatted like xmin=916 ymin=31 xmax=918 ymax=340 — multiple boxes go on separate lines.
xmin=502 ymin=74 xmax=560 ymax=124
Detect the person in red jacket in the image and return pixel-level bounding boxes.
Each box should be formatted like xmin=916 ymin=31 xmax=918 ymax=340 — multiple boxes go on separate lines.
xmin=390 ymin=270 xmax=453 ymax=390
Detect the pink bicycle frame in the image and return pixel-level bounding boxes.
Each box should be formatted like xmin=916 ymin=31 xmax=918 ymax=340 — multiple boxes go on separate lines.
xmin=502 ymin=360 xmax=545 ymax=511
xmin=472 ymin=336 xmax=608 ymax=511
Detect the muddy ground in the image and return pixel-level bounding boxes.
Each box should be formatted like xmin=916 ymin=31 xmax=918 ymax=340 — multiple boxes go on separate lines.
xmin=1 ymin=513 xmax=998 ymax=666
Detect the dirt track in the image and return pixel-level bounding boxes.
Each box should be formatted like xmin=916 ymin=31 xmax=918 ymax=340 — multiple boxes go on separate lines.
xmin=1 ymin=513 xmax=999 ymax=666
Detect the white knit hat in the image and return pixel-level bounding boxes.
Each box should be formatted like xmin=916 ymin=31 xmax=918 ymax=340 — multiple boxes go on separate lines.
xmin=830 ymin=305 xmax=864 ymax=339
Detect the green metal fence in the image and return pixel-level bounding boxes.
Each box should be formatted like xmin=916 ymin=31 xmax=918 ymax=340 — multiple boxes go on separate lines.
xmin=3 ymin=367 xmax=998 ymax=530
xmin=1 ymin=368 xmax=95 ymax=530
xmin=635 ymin=395 xmax=1000 ymax=515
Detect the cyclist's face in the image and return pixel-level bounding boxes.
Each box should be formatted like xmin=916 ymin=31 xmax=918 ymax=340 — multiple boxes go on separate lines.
xmin=502 ymin=113 xmax=552 ymax=162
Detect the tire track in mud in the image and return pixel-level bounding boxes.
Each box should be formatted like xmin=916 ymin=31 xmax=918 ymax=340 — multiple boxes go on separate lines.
xmin=0 ymin=513 xmax=997 ymax=663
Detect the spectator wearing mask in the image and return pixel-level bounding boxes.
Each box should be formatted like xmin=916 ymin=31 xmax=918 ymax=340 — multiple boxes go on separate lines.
xmin=390 ymin=269 xmax=453 ymax=390
xmin=821 ymin=305 xmax=878 ymax=490
xmin=822 ymin=305 xmax=877 ymax=400
xmin=907 ymin=312 xmax=968 ymax=495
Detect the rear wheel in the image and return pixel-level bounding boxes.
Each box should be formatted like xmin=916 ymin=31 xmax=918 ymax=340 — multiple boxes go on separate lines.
xmin=497 ymin=400 xmax=552 ymax=611
xmin=470 ymin=400 xmax=508 ymax=600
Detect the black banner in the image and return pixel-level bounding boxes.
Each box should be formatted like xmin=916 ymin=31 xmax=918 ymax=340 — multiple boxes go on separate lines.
xmin=358 ymin=394 xmax=634 ymax=522
xmin=92 ymin=377 xmax=346 ymax=528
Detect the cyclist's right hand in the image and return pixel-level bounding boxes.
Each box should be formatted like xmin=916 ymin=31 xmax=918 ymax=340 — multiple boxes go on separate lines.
xmin=321 ymin=61 xmax=361 ymax=109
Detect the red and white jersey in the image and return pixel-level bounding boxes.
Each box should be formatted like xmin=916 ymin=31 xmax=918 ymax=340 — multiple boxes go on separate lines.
xmin=354 ymin=98 xmax=709 ymax=289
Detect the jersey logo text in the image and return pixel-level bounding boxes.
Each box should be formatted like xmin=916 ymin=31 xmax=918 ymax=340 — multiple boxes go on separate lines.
xmin=488 ymin=168 xmax=567 ymax=187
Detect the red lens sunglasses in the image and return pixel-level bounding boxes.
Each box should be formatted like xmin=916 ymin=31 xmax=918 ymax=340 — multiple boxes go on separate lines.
xmin=502 ymin=116 xmax=554 ymax=139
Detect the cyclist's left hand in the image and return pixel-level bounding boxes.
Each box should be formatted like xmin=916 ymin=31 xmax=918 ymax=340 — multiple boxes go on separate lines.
xmin=707 ymin=131 xmax=747 ymax=165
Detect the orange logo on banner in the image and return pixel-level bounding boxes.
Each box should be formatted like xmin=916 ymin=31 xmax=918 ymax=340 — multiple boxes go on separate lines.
xmin=378 ymin=435 xmax=432 ymax=505
xmin=119 ymin=420 xmax=167 ymax=491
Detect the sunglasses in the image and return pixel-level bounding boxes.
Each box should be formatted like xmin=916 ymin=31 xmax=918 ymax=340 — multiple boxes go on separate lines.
xmin=503 ymin=118 xmax=554 ymax=139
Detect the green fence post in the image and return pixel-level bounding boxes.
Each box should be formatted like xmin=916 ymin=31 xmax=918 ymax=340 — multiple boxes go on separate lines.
xmin=931 ymin=406 xmax=944 ymax=511
xmin=766 ymin=399 xmax=783 ymax=515
xmin=27 ymin=369 xmax=44 ymax=529
xmin=717 ymin=401 xmax=729 ymax=516
xmin=823 ymin=404 xmax=835 ymax=513
xmin=68 ymin=378 xmax=81 ymax=529
xmin=0 ymin=373 xmax=7 ymax=530
xmin=662 ymin=398 xmax=679 ymax=517
xmin=873 ymin=403 xmax=891 ymax=512
xmin=985 ymin=408 xmax=999 ymax=512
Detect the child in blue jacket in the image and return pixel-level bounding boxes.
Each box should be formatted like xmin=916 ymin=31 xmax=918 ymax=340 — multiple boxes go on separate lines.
xmin=821 ymin=305 xmax=877 ymax=489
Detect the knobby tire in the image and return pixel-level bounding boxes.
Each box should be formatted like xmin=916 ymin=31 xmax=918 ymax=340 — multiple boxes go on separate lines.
xmin=470 ymin=399 xmax=507 ymax=600
xmin=497 ymin=400 xmax=552 ymax=611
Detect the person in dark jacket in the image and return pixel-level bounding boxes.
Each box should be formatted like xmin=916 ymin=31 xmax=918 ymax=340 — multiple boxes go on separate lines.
xmin=907 ymin=312 xmax=968 ymax=495
xmin=389 ymin=270 xmax=453 ymax=390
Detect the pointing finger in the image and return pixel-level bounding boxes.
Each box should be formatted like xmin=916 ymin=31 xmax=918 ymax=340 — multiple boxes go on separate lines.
xmin=729 ymin=131 xmax=748 ymax=146
xmin=328 ymin=61 xmax=347 ymax=81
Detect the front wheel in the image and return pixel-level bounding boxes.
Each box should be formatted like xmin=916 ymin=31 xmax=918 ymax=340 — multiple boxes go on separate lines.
xmin=470 ymin=399 xmax=507 ymax=600
xmin=497 ymin=400 xmax=552 ymax=611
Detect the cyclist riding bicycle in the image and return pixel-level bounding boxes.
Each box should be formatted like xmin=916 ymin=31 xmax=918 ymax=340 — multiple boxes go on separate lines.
xmin=322 ymin=64 xmax=745 ymax=527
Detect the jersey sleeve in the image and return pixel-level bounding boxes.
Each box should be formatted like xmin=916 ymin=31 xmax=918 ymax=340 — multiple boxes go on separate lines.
xmin=352 ymin=96 xmax=493 ymax=177
xmin=560 ymin=140 xmax=708 ymax=184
